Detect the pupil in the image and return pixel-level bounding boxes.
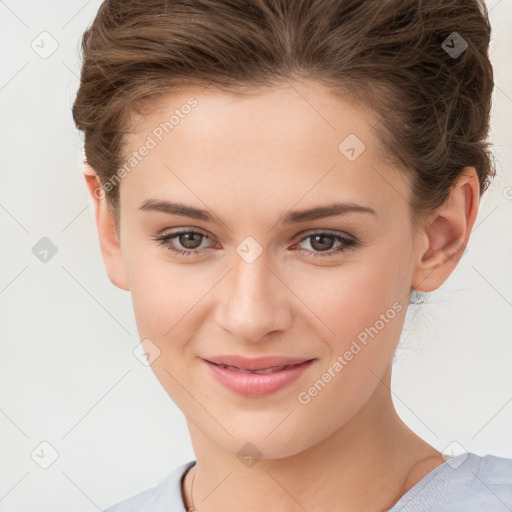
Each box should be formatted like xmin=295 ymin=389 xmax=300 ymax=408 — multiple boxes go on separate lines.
xmin=180 ymin=232 xmax=202 ymax=249
xmin=311 ymin=234 xmax=334 ymax=251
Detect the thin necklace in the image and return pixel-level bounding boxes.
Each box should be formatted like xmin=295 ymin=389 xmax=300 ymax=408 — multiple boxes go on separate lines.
xmin=187 ymin=467 xmax=196 ymax=512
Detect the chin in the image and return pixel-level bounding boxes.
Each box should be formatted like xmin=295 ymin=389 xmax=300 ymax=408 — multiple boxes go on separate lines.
xmin=208 ymin=422 xmax=315 ymax=463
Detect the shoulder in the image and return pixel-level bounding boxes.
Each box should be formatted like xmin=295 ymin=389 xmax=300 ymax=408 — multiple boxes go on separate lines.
xmin=477 ymin=453 xmax=512 ymax=483
xmin=454 ymin=453 xmax=512 ymax=510
xmin=470 ymin=453 xmax=512 ymax=507
xmin=102 ymin=460 xmax=196 ymax=512
xmin=389 ymin=452 xmax=512 ymax=511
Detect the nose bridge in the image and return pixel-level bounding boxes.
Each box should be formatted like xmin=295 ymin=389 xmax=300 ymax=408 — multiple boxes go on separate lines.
xmin=231 ymin=248 xmax=271 ymax=303
xmin=216 ymin=244 xmax=291 ymax=343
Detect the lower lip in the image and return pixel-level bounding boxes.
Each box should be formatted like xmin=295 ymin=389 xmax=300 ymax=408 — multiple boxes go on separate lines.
xmin=202 ymin=359 xmax=315 ymax=398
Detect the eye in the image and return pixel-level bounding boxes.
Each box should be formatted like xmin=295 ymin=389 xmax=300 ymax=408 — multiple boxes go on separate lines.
xmin=153 ymin=229 xmax=214 ymax=257
xmin=292 ymin=231 xmax=358 ymax=259
xmin=153 ymin=229 xmax=359 ymax=259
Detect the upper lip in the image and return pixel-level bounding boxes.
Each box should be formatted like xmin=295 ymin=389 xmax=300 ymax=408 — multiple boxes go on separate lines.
xmin=203 ymin=355 xmax=315 ymax=371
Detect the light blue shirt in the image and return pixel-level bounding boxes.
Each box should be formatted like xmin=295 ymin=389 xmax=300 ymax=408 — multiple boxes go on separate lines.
xmin=103 ymin=452 xmax=512 ymax=511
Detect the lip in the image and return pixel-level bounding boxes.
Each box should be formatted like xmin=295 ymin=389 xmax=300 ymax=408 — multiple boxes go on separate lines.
xmin=203 ymin=354 xmax=314 ymax=371
xmin=202 ymin=357 xmax=316 ymax=398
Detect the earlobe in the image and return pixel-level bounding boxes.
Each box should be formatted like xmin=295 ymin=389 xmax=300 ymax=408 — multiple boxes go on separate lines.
xmin=411 ymin=168 xmax=480 ymax=293
xmin=83 ymin=167 xmax=130 ymax=291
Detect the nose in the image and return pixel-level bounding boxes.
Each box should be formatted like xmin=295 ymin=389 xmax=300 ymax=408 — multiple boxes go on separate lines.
xmin=214 ymin=251 xmax=293 ymax=344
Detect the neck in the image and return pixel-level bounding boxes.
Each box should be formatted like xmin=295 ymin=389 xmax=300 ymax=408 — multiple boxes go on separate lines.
xmin=183 ymin=366 xmax=444 ymax=512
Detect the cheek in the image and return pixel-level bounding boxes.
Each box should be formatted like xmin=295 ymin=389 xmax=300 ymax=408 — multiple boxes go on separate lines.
xmin=283 ymin=255 xmax=410 ymax=397
xmin=127 ymin=258 xmax=210 ymax=406
xmin=289 ymin=264 xmax=407 ymax=431
xmin=126 ymin=244 xmax=221 ymax=374
xmin=287 ymin=254 xmax=407 ymax=339
xmin=129 ymin=261 xmax=206 ymax=339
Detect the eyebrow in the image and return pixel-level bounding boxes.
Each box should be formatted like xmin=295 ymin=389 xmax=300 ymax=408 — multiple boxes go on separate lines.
xmin=138 ymin=198 xmax=377 ymax=224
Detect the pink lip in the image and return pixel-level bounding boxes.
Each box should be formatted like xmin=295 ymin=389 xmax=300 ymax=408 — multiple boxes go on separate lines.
xmin=202 ymin=358 xmax=315 ymax=398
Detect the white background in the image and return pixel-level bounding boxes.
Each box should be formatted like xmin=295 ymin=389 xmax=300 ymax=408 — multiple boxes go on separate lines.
xmin=0 ymin=1 xmax=511 ymax=510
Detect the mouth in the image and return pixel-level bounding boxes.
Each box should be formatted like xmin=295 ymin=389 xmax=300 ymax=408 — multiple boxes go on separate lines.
xmin=202 ymin=357 xmax=316 ymax=397
xmin=206 ymin=361 xmax=310 ymax=374
xmin=202 ymin=354 xmax=315 ymax=371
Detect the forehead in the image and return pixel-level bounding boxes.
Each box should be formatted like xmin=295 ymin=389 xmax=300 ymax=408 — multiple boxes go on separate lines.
xmin=120 ymin=80 xmax=411 ymax=223
xmin=131 ymin=80 xmax=374 ymax=152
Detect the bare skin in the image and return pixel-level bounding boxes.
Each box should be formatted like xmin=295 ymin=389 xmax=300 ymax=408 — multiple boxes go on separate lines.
xmin=84 ymin=79 xmax=479 ymax=512
xmin=182 ymin=366 xmax=448 ymax=511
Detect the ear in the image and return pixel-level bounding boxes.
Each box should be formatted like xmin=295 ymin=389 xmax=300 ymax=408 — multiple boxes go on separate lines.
xmin=83 ymin=166 xmax=130 ymax=291
xmin=411 ymin=167 xmax=480 ymax=293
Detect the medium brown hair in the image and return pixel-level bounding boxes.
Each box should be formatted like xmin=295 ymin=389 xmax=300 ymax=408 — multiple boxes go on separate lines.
xmin=72 ymin=0 xmax=495 ymax=232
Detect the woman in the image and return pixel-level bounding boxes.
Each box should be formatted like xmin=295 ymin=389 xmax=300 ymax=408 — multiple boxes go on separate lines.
xmin=72 ymin=0 xmax=512 ymax=510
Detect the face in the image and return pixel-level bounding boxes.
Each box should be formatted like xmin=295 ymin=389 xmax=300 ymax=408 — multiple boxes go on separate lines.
xmin=101 ymin=80 xmax=430 ymax=458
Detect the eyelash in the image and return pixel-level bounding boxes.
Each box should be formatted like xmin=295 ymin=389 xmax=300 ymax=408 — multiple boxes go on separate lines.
xmin=152 ymin=229 xmax=359 ymax=259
